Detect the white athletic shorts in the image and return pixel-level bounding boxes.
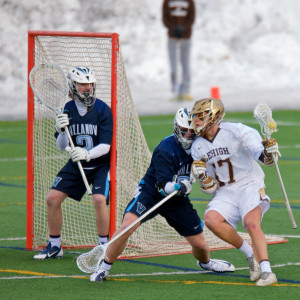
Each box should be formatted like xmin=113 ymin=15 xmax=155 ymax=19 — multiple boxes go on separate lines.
xmin=205 ymin=177 xmax=270 ymax=229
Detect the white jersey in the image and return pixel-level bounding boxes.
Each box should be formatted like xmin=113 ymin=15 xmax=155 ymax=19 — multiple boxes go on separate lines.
xmin=191 ymin=122 xmax=265 ymax=189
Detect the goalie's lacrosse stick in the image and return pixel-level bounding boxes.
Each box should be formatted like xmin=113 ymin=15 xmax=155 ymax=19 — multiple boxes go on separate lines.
xmin=76 ymin=190 xmax=179 ymax=273
xmin=254 ymin=103 xmax=297 ymax=229
xmin=29 ymin=63 xmax=92 ymax=195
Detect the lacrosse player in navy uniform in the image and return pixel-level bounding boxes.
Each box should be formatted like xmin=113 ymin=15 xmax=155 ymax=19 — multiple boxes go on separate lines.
xmin=90 ymin=107 xmax=234 ymax=282
xmin=34 ymin=67 xmax=113 ymax=260
xmin=190 ymin=98 xmax=279 ymax=286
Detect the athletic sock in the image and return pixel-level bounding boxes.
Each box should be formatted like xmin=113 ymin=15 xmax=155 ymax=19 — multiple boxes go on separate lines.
xmin=98 ymin=235 xmax=109 ymax=245
xmin=260 ymin=260 xmax=272 ymax=273
xmin=200 ymin=260 xmax=212 ymax=269
xmin=101 ymin=260 xmax=113 ymax=271
xmin=49 ymin=235 xmax=61 ymax=248
xmin=238 ymin=240 xmax=254 ymax=258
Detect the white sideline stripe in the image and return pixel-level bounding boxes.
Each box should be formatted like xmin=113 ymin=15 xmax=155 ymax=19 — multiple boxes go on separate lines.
xmin=0 ymin=157 xmax=27 ymax=162
xmin=0 ymin=237 xmax=26 ymax=241
xmin=1 ymin=262 xmax=300 ymax=280
xmin=269 ymin=234 xmax=300 ymax=238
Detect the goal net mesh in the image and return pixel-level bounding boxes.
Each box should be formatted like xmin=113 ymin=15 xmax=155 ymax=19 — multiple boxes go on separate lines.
xmin=28 ymin=32 xmax=285 ymax=257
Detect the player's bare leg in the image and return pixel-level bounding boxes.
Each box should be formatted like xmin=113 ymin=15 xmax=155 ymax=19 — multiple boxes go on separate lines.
xmin=90 ymin=212 xmax=141 ymax=282
xmin=186 ymin=233 xmax=235 ymax=273
xmin=33 ymin=189 xmax=66 ymax=260
xmin=185 ymin=233 xmax=210 ymax=263
xmin=244 ymin=206 xmax=277 ymax=286
xmin=243 ymin=206 xmax=268 ymax=262
xmin=204 ymin=210 xmax=258 ymax=278
xmin=47 ymin=189 xmax=67 ymax=235
xmin=204 ymin=210 xmax=244 ymax=248
xmin=93 ymin=194 xmax=110 ymax=238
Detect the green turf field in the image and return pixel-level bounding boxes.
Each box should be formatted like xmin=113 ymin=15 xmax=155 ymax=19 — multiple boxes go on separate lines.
xmin=0 ymin=110 xmax=299 ymax=299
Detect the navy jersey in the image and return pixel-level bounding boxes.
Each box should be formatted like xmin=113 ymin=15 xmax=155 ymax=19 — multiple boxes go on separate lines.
xmin=59 ymin=99 xmax=113 ymax=168
xmin=141 ymin=134 xmax=193 ymax=197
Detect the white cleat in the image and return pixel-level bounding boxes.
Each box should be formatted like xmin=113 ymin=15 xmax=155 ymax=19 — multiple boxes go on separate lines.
xmin=90 ymin=268 xmax=109 ymax=282
xmin=198 ymin=259 xmax=235 ymax=273
xmin=247 ymin=255 xmax=260 ymax=281
xmin=256 ymin=272 xmax=277 ymax=286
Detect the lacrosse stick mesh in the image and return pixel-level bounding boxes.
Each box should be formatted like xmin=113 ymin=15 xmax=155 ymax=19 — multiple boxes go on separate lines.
xmin=254 ymin=103 xmax=278 ymax=139
xmin=29 ymin=63 xmax=68 ymax=113
xmin=77 ymin=245 xmax=106 ymax=273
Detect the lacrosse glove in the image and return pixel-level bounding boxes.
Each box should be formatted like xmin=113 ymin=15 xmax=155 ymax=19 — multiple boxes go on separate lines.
xmin=175 ymin=180 xmax=192 ymax=195
xmin=191 ymin=158 xmax=216 ymax=194
xmin=262 ymin=138 xmax=281 ymax=165
xmin=66 ymin=147 xmax=91 ymax=162
xmin=55 ymin=113 xmax=69 ymax=134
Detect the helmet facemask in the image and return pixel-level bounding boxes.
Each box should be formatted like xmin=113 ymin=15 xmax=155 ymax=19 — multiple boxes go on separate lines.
xmin=67 ymin=67 xmax=96 ymax=107
xmin=174 ymin=108 xmax=196 ymax=150
xmin=72 ymin=82 xmax=96 ymax=107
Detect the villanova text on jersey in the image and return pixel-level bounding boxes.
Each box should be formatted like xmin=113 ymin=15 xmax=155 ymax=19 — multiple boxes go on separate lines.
xmin=68 ymin=123 xmax=98 ymax=136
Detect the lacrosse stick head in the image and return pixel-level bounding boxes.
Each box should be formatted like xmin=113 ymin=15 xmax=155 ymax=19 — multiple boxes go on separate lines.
xmin=29 ymin=63 xmax=69 ymax=114
xmin=76 ymin=244 xmax=107 ymax=273
xmin=253 ymin=103 xmax=278 ymax=139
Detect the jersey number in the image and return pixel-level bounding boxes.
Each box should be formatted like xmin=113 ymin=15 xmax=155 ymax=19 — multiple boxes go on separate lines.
xmin=76 ymin=135 xmax=93 ymax=150
xmin=212 ymin=158 xmax=235 ymax=187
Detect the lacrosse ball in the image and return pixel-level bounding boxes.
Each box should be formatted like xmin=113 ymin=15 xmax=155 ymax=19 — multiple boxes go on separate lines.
xmin=268 ymin=121 xmax=276 ymax=130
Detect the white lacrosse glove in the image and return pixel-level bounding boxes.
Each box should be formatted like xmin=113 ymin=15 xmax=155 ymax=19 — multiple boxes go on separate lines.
xmin=191 ymin=158 xmax=207 ymax=181
xmin=55 ymin=113 xmax=69 ymax=134
xmin=66 ymin=146 xmax=91 ymax=162
xmin=175 ymin=179 xmax=192 ymax=195
xmin=158 ymin=179 xmax=192 ymax=196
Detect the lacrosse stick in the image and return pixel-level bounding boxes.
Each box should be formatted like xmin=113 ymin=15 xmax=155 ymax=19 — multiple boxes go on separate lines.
xmin=254 ymin=103 xmax=297 ymax=229
xmin=76 ymin=190 xmax=179 ymax=273
xmin=29 ymin=63 xmax=92 ymax=195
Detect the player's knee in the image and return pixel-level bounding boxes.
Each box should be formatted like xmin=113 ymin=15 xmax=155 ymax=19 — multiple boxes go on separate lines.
xmin=46 ymin=190 xmax=64 ymax=207
xmin=93 ymin=194 xmax=106 ymax=207
xmin=244 ymin=219 xmax=260 ymax=233
xmin=203 ymin=213 xmax=218 ymax=231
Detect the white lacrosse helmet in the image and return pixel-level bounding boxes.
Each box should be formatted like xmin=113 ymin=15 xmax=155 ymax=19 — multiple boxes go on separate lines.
xmin=67 ymin=67 xmax=96 ymax=107
xmin=174 ymin=108 xmax=196 ymax=150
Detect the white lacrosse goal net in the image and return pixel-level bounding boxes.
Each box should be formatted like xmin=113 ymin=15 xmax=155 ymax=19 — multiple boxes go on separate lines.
xmin=27 ymin=31 xmax=286 ymax=257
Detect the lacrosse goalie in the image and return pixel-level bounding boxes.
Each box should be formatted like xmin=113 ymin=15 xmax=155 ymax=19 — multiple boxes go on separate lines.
xmin=34 ymin=67 xmax=113 ymax=260
xmin=190 ymin=98 xmax=280 ymax=286
xmin=89 ymin=107 xmax=234 ymax=282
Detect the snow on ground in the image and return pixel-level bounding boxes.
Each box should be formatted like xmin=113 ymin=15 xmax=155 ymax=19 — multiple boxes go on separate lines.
xmin=1 ymin=0 xmax=300 ymax=120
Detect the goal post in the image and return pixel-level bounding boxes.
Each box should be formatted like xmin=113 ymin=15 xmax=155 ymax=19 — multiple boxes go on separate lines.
xmin=27 ymin=30 xmax=286 ymax=257
xmin=27 ymin=31 xmax=120 ymax=250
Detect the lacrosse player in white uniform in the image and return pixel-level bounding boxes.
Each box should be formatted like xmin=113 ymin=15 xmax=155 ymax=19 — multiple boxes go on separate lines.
xmin=190 ymin=98 xmax=280 ymax=287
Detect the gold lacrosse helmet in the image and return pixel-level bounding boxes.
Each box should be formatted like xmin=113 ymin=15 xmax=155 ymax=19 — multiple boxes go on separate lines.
xmin=191 ymin=98 xmax=225 ymax=137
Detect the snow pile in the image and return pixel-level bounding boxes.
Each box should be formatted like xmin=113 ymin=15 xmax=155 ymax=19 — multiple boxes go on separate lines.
xmin=1 ymin=0 xmax=300 ymax=120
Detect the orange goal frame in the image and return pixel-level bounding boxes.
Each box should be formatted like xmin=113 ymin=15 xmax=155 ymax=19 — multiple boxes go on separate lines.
xmin=26 ymin=31 xmax=119 ymax=250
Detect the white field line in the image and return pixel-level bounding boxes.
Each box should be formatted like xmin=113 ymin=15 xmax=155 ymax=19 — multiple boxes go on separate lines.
xmin=0 ymin=237 xmax=26 ymax=241
xmin=1 ymin=262 xmax=300 ymax=280
xmin=2 ymin=234 xmax=300 ymax=242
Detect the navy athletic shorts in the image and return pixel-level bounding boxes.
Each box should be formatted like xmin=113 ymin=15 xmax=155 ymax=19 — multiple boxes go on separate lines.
xmin=51 ymin=160 xmax=110 ymax=202
xmin=124 ymin=191 xmax=203 ymax=237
